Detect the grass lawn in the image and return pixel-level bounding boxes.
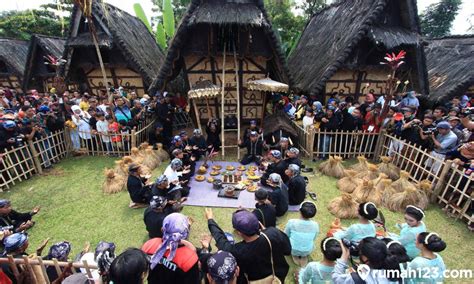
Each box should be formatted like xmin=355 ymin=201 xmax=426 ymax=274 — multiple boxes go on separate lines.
xmin=2 ymin=156 xmax=473 ymax=283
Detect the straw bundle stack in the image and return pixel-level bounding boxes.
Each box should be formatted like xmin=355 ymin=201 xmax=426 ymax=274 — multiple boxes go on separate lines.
xmin=156 ymin=143 xmax=169 ymax=161
xmin=337 ymin=169 xmax=362 ymax=193
xmin=353 ymin=180 xmax=381 ymax=206
xmin=328 ymin=193 xmax=359 ymax=219
xmin=392 ymin=170 xmax=417 ymax=193
xmin=142 ymin=147 xmax=161 ymax=169
xmin=377 ymin=156 xmax=400 ymax=180
xmin=319 ymin=156 xmax=346 ymax=178
xmin=102 ymin=169 xmax=126 ymax=194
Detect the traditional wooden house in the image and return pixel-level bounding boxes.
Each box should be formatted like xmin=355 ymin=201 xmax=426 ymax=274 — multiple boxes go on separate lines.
xmin=23 ymin=35 xmax=66 ymax=92
xmin=425 ymin=35 xmax=474 ymax=105
xmin=62 ymin=2 xmax=164 ymax=96
xmin=288 ymin=0 xmax=429 ymax=101
xmin=0 ymin=38 xmax=28 ymax=93
xmin=149 ymin=0 xmax=290 ymax=123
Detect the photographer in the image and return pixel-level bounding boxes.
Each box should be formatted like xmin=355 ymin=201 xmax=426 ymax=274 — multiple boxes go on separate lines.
xmin=424 ymin=121 xmax=458 ymax=173
xmin=131 ymin=99 xmax=145 ymax=123
xmin=0 ymin=121 xmax=24 ymax=151
xmin=45 ymin=104 xmax=65 ymax=133
xmin=416 ymin=114 xmax=436 ymax=150
xmin=332 ymin=237 xmax=396 ymax=283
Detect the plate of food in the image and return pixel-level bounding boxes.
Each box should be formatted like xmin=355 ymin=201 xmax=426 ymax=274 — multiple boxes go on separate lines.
xmin=247 ymin=184 xmax=258 ymax=192
xmin=247 ymin=175 xmax=261 ymax=181
xmin=197 ymin=166 xmax=207 ymax=174
xmin=207 ymin=177 xmax=215 ymax=183
xmin=237 ymin=165 xmax=246 ymax=171
xmin=195 ymin=175 xmax=205 ymax=182
xmin=210 ymin=171 xmax=220 ymax=176
xmin=241 ymin=180 xmax=252 ymax=186
xmin=249 ymin=166 xmax=258 ymax=171
xmin=246 ymin=171 xmax=256 ymax=177
xmin=212 ymin=165 xmax=222 ymax=171
xmin=226 ymin=165 xmax=235 ymax=171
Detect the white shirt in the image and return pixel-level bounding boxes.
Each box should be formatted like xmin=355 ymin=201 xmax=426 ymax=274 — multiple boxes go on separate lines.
xmin=302 ymin=116 xmax=314 ymax=129
xmin=164 ymin=165 xmax=182 ymax=183
xmin=96 ymin=120 xmax=110 ymax=142
xmin=72 ymin=115 xmax=92 ymax=139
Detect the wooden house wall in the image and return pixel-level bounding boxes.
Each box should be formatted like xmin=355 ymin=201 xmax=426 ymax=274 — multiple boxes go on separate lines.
xmin=184 ymin=55 xmax=267 ymax=121
xmin=0 ymin=75 xmax=22 ymax=93
xmin=85 ymin=67 xmax=145 ymax=96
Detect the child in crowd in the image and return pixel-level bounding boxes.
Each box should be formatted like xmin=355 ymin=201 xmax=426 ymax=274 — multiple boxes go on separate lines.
xmin=252 ymin=188 xmax=276 ymax=228
xmin=284 ymin=201 xmax=319 ymax=267
xmin=334 ymin=202 xmax=377 ymax=243
xmin=107 ymin=115 xmax=121 ymax=150
xmin=302 ymin=108 xmax=314 ymax=130
xmin=390 ymin=205 xmax=427 ymax=259
xmin=408 ymin=232 xmax=447 ymax=283
xmin=96 ymin=112 xmax=111 ymax=154
xmin=298 ymin=237 xmax=342 ymax=283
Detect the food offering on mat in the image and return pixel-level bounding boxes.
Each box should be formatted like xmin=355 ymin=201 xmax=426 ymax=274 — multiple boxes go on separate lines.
xmin=242 ymin=180 xmax=252 ymax=186
xmin=226 ymin=165 xmax=235 ymax=171
xmin=353 ymin=180 xmax=381 ymax=206
xmin=103 ymin=169 xmax=125 ymax=194
xmin=247 ymin=174 xmax=261 ymax=181
xmin=356 ymin=164 xmax=379 ymax=180
xmin=319 ymin=156 xmax=346 ymax=178
xmin=234 ymin=171 xmax=243 ymax=177
xmin=336 ymin=169 xmax=362 ymax=193
xmin=212 ymin=165 xmax=222 ymax=171
xmin=328 ymin=193 xmax=359 ymax=219
xmin=385 ymin=180 xmax=431 ymax=212
xmin=224 ymin=186 xmax=235 ymax=197
xmin=238 ymin=165 xmax=246 ymax=171
xmin=249 ymin=166 xmax=258 ymax=171
xmin=350 ymin=156 xmax=372 ymax=172
xmin=212 ymin=179 xmax=223 ymax=190
xmin=195 ymin=175 xmax=205 ymax=182
xmin=210 ymin=171 xmax=220 ymax=176
xmin=377 ymin=156 xmax=400 ymax=180
xmin=391 ymin=170 xmax=417 ymax=193
xmin=207 ymin=177 xmax=215 ymax=183
xmin=198 ymin=166 xmax=207 ymax=174
xmin=247 ymin=184 xmax=258 ymax=192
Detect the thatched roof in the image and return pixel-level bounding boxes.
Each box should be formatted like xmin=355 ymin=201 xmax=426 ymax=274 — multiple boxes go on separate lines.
xmin=149 ymin=0 xmax=289 ymax=93
xmin=63 ymin=2 xmax=164 ymax=86
xmin=23 ymin=35 xmax=66 ymax=90
xmin=0 ymin=38 xmax=29 ymax=77
xmin=288 ymin=0 xmax=426 ymax=95
xmin=425 ymin=35 xmax=474 ymax=103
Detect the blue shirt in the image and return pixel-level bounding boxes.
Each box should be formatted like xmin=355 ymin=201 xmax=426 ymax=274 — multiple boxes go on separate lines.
xmin=114 ymin=105 xmax=132 ymax=122
xmin=333 ymin=222 xmax=376 ymax=243
xmin=298 ymin=261 xmax=334 ymax=283
xmin=435 ymin=131 xmax=458 ymax=154
xmin=393 ymin=222 xmax=426 ymax=259
xmin=284 ymin=219 xmax=319 ymax=256
xmin=408 ymin=253 xmax=446 ymax=283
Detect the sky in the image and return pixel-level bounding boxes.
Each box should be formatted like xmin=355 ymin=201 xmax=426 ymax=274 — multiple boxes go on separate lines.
xmin=1 ymin=0 xmax=473 ymax=34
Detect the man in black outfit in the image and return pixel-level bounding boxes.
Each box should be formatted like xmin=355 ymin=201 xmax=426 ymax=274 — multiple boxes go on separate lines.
xmin=285 ymin=164 xmax=306 ymax=206
xmin=189 ymin=129 xmax=208 ymax=160
xmin=252 ymin=189 xmax=276 ymax=228
xmin=242 ymin=120 xmax=262 ymax=144
xmin=0 ymin=199 xmax=40 ymax=232
xmin=143 ymin=196 xmax=172 ymax=239
xmin=266 ymin=173 xmax=289 ymax=217
xmin=238 ymin=131 xmax=265 ymax=165
xmin=284 ymin=147 xmax=302 ymax=168
xmin=340 ymin=108 xmax=364 ymax=131
xmin=260 ymin=150 xmax=287 ymax=186
xmin=205 ymin=208 xmax=291 ymax=283
xmin=155 ymin=94 xmax=174 ymax=140
xmin=126 ymin=164 xmax=152 ymax=204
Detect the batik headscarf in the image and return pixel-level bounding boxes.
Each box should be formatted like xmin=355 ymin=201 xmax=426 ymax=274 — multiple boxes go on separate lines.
xmin=47 ymin=241 xmax=72 ymax=261
xmin=150 ymin=213 xmax=190 ymax=269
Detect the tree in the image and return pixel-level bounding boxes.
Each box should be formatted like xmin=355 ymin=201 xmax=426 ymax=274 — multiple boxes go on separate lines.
xmin=151 ymin=0 xmax=191 ymax=28
xmin=420 ymin=0 xmax=462 ymax=38
xmin=296 ymin=0 xmax=327 ymax=20
xmin=0 ymin=9 xmax=68 ymax=40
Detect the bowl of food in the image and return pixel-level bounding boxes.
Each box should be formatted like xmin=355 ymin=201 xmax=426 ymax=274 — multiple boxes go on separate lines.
xmin=248 ymin=175 xmax=261 ymax=181
xmin=238 ymin=165 xmax=246 ymax=171
xmin=249 ymin=166 xmax=258 ymax=171
xmin=224 ymin=186 xmax=235 ymax=197
xmin=226 ymin=165 xmax=235 ymax=171
xmin=210 ymin=171 xmax=220 ymax=176
xmin=198 ymin=166 xmax=207 ymax=174
xmin=247 ymin=184 xmax=258 ymax=192
xmin=207 ymin=177 xmax=215 ymax=183
xmin=234 ymin=171 xmax=243 ymax=177
xmin=212 ymin=165 xmax=222 ymax=171
xmin=195 ymin=175 xmax=205 ymax=182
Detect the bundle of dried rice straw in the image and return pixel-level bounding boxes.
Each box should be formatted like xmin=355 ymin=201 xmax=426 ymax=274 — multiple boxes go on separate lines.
xmin=353 ymin=180 xmax=381 ymax=206
xmin=328 ymin=193 xmax=359 ymax=219
xmin=381 ymin=179 xmax=397 ymax=207
xmin=350 ymin=156 xmax=372 ymax=172
xmin=385 ymin=185 xmax=430 ymax=212
xmin=156 ymin=143 xmax=170 ymax=161
xmin=319 ymin=156 xmax=346 ymax=178
xmin=356 ymin=164 xmax=379 ymax=180
xmin=376 ymin=178 xmax=393 ymax=193
xmin=102 ymin=169 xmax=125 ymax=194
xmin=113 ymin=160 xmax=128 ymax=177
xmin=377 ymin=156 xmax=400 ymax=180
xmin=392 ymin=170 xmax=417 ymax=192
xmin=142 ymin=147 xmax=161 ymax=169
xmin=131 ymin=147 xmax=145 ymax=164
xmin=139 ymin=142 xmax=150 ymax=151
xmin=373 ymin=173 xmax=389 ymax=187
xmin=337 ymin=169 xmax=362 ymax=193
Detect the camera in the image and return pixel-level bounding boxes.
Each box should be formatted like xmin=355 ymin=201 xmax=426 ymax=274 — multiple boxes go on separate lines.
xmin=461 ymin=107 xmax=474 ymax=116
xmin=0 ymin=225 xmax=13 ymax=231
xmin=423 ymin=127 xmax=438 ymax=136
xmin=342 ymin=238 xmax=360 ymax=257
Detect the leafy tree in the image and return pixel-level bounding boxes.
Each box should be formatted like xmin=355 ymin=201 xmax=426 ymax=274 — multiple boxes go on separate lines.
xmin=420 ymin=0 xmax=462 ymax=38
xmin=151 ymin=0 xmax=191 ymax=28
xmin=0 ymin=0 xmax=71 ymax=41
xmin=296 ymin=0 xmax=327 ymax=20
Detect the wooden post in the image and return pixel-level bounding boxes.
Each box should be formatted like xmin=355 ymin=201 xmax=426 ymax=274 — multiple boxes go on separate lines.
xmin=431 ymin=160 xmax=453 ymax=203
xmin=372 ymin=129 xmax=386 ymax=162
xmin=22 ymin=255 xmax=38 ymax=283
xmin=131 ymin=129 xmax=137 ymax=149
xmin=192 ymin=99 xmax=202 ymax=131
xmin=27 ymin=140 xmax=43 ymax=175
xmin=37 ymin=257 xmax=51 ymax=284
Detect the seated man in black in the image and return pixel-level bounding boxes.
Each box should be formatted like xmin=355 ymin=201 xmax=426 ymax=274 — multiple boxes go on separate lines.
xmin=172 ymin=148 xmax=196 ymax=178
xmin=266 ymin=173 xmax=289 ymax=217
xmin=1 ymin=233 xmax=30 ymax=282
xmin=285 ymin=164 xmax=306 ymax=205
xmin=151 ymin=175 xmax=188 ymax=206
xmin=0 ymin=199 xmax=40 ymax=233
xmin=284 ymin=147 xmax=302 ymax=168
xmin=144 ymin=196 xmax=174 ymax=239
xmin=126 ymin=163 xmax=152 ymax=204
xmin=168 ymin=135 xmax=184 ymax=156
xmin=260 ymin=150 xmax=287 ymax=186
xmin=238 ymin=131 xmax=265 ymax=165
xmin=242 ymin=120 xmax=262 ymax=144
xmin=189 ymin=129 xmax=208 ymax=160
xmin=252 ymin=188 xmax=276 ymax=228
xmin=270 ymin=137 xmax=290 ymax=155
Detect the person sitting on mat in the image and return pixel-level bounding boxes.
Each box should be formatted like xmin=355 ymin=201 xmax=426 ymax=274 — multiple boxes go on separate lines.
xmin=270 ymin=137 xmax=290 ymax=156
xmin=189 ymin=129 xmax=207 ymax=160
xmin=127 ymin=163 xmax=152 ymax=204
xmin=266 ymin=173 xmax=289 ymax=217
xmin=152 ymin=175 xmax=189 ymax=204
xmin=168 ymin=135 xmax=184 ymax=156
xmin=172 ymin=148 xmax=196 ymax=178
xmin=238 ymin=131 xmax=265 ymax=165
xmin=260 ymin=150 xmax=287 ymax=186
xmin=284 ymin=147 xmax=302 ymax=168
xmin=0 ymin=199 xmax=40 ymax=233
xmin=285 ymin=164 xmax=306 ymax=205
xmin=164 ymin=158 xmax=191 ymax=189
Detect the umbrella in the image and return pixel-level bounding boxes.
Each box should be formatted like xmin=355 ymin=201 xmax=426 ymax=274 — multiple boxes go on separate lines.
xmin=188 ymin=80 xmax=221 ymax=99
xmin=247 ymin=77 xmax=289 ymax=93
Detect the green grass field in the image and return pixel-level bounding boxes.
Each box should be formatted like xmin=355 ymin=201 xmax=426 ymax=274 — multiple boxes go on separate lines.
xmin=2 ymin=156 xmax=473 ymax=283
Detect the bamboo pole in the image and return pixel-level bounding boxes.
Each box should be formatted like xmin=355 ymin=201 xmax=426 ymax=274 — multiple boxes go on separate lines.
xmin=233 ymin=43 xmax=241 ymax=160
xmin=27 ymin=140 xmax=43 ymax=175
xmin=192 ymin=99 xmax=202 ymax=132
xmin=88 ymin=20 xmax=111 ymax=103
xmin=221 ymin=44 xmax=227 ymax=158
xmin=0 ymin=257 xmax=98 ymax=269
xmin=431 ymin=160 xmax=453 ymax=203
